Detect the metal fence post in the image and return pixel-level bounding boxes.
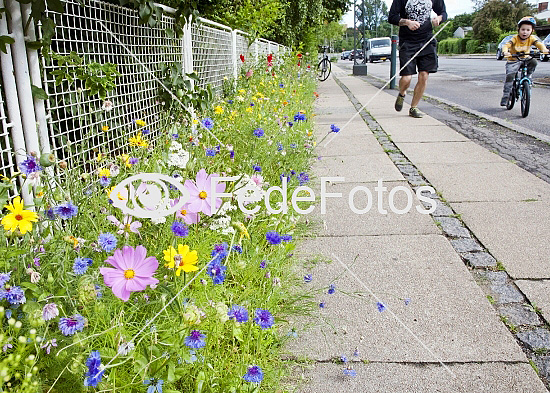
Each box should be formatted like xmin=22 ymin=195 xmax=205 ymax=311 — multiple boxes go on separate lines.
xmin=183 ymin=18 xmax=194 ymax=79
xmin=390 ymin=34 xmax=398 ymax=89
xmin=231 ymin=30 xmax=238 ymax=81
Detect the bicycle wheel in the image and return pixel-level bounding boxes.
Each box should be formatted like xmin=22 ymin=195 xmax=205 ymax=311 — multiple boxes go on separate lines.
xmin=520 ymin=80 xmax=530 ymax=118
xmin=506 ymin=82 xmax=516 ymax=110
xmin=317 ymin=58 xmax=331 ymax=81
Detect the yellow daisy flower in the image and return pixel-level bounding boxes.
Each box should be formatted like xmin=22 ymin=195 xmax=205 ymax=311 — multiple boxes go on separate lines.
xmin=102 ymin=125 xmax=109 ymax=132
xmin=163 ymin=244 xmax=198 ymax=276
xmin=1 ymin=196 xmax=38 ymax=235
xmin=214 ymin=106 xmax=224 ymax=114
xmin=98 ymin=168 xmax=111 ymax=177
xmin=135 ymin=119 xmax=146 ymax=127
xmin=129 ymin=132 xmax=149 ymax=148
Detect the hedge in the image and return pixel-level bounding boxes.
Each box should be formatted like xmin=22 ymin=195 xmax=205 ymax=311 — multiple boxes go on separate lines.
xmin=438 ymin=37 xmax=485 ymax=54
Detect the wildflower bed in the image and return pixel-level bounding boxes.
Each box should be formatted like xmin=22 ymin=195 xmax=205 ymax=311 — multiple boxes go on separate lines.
xmin=0 ymin=53 xmax=318 ymax=392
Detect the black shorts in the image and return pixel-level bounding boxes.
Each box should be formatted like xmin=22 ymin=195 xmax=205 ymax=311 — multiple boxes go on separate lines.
xmin=399 ymin=39 xmax=438 ymax=76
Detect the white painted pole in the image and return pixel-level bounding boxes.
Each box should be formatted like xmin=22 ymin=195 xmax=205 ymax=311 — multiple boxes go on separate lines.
xmin=231 ymin=30 xmax=237 ymax=81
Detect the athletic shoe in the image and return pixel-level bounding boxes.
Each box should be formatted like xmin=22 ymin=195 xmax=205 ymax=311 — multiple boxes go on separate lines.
xmin=500 ymin=96 xmax=508 ymax=106
xmin=409 ymin=107 xmax=424 ymax=118
xmin=394 ymin=94 xmax=405 ymax=112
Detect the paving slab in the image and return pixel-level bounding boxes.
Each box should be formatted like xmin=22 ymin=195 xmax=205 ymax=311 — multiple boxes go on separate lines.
xmin=417 ymin=162 xmax=550 ymax=202
xmin=288 ymin=234 xmax=526 ymax=362
xmin=387 ymin=125 xmax=470 ymax=143
xmin=452 ymin=201 xmax=550 ymax=279
xmin=373 ymin=114 xmax=447 ymax=128
xmin=293 ymin=362 xmax=547 ymax=393
xmin=312 ymin=155 xmax=405 ymax=183
xmin=308 ymin=182 xmax=438 ymax=236
xmin=314 ymin=119 xmax=372 ymax=139
xmin=315 ymin=134 xmax=385 ymax=156
xmin=516 ymin=280 xmax=550 ymax=323
xmin=396 ymin=141 xmax=507 ymax=165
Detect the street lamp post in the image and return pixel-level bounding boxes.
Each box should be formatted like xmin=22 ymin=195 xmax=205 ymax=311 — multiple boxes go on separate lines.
xmin=353 ymin=0 xmax=367 ymax=75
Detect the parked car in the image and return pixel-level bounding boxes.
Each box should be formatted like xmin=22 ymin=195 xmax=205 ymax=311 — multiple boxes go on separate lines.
xmin=366 ymin=37 xmax=392 ymax=63
xmin=341 ymin=50 xmax=351 ymax=60
xmin=496 ymin=35 xmax=514 ymax=60
xmin=349 ymin=50 xmax=364 ymax=60
xmin=540 ymin=35 xmax=550 ymax=62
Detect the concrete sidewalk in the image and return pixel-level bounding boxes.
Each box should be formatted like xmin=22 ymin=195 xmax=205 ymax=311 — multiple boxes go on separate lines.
xmin=286 ymin=63 xmax=550 ymax=392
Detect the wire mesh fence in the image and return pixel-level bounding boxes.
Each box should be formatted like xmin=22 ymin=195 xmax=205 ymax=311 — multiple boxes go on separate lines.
xmin=0 ymin=0 xmax=287 ymax=183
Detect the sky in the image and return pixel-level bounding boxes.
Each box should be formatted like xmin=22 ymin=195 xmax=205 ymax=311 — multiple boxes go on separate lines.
xmin=342 ymin=0 xmax=540 ymax=27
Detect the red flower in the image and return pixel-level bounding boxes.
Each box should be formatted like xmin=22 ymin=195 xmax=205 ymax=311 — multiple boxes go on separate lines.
xmin=267 ymin=54 xmax=273 ymax=63
xmin=240 ymin=54 xmax=245 ymax=63
xmin=297 ymin=53 xmax=303 ymax=58
xmin=297 ymin=61 xmax=301 ymax=66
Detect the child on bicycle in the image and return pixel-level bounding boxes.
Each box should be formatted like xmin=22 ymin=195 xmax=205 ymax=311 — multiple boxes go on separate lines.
xmin=500 ymin=16 xmax=549 ymax=106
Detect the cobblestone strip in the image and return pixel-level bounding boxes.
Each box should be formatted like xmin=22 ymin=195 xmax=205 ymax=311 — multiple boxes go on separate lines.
xmin=332 ymin=75 xmax=550 ymax=390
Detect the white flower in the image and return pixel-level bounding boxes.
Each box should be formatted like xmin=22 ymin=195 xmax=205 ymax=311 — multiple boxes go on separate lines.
xmin=168 ymin=150 xmax=190 ymax=169
xmin=102 ymin=100 xmax=113 ymax=111
xmin=150 ymin=216 xmax=166 ymax=224
xmin=117 ymin=341 xmax=135 ymax=355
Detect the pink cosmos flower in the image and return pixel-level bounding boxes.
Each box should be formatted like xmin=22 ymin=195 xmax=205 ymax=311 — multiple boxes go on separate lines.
xmin=106 ymin=215 xmax=142 ymax=238
xmin=184 ymin=169 xmax=226 ymax=216
xmin=171 ymin=198 xmax=200 ymax=225
xmin=245 ymin=69 xmax=253 ymax=78
xmin=99 ymin=245 xmax=159 ymax=302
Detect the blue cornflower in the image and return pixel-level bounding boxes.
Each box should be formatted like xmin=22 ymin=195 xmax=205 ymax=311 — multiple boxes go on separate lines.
xmin=328 ymin=284 xmax=336 ymax=295
xmin=98 ymin=233 xmax=117 ymax=252
xmin=252 ymin=164 xmax=262 ymax=172
xmin=45 ymin=208 xmax=56 ymax=220
xmin=232 ymin=245 xmax=243 ymax=254
xmin=144 ymin=378 xmax=164 ymax=393
xmin=211 ymin=243 xmax=229 ymax=260
xmin=228 ymin=305 xmax=249 ymax=323
xmin=0 ymin=272 xmax=11 ymax=286
xmin=404 ymin=298 xmax=411 ymax=306
xmin=95 ymin=285 xmax=103 ymax=298
xmin=303 ymin=274 xmax=312 ymax=283
xmin=172 ymin=133 xmax=179 ymax=140
xmin=279 ymin=83 xmax=284 ymax=88
xmin=99 ymin=176 xmax=111 ymax=187
xmin=376 ymin=302 xmax=386 ymax=312
xmin=353 ymin=348 xmax=360 ymax=357
xmin=205 ymin=148 xmax=217 ymax=157
xmin=184 ymin=330 xmax=206 ymax=349
xmin=297 ymin=172 xmax=309 ymax=186
xmin=253 ymin=128 xmax=264 ymax=138
xmin=281 ymin=234 xmax=292 ymax=243
xmin=142 ymin=129 xmax=151 ymax=135
xmin=265 ymin=231 xmax=281 ymax=245
xmin=230 ymin=151 xmax=235 ymax=159
xmin=201 ymin=117 xmax=214 ymax=130
xmin=250 ymin=103 xmax=255 ymax=107
xmin=259 ymin=260 xmax=267 ymax=269
xmin=84 ymin=350 xmax=104 ymax=387
xmin=5 ymin=309 xmax=12 ymax=319
xmin=277 ymin=142 xmax=284 ymax=151
xmin=330 ymin=124 xmax=340 ymax=133
xmin=207 ymin=259 xmax=227 ymax=285
xmin=73 ymin=257 xmax=93 ymax=275
xmin=58 ymin=314 xmax=85 ymax=336
xmin=253 ymin=309 xmax=274 ymax=329
xmin=343 ymin=367 xmax=357 ymax=377
xmin=294 ymin=113 xmax=306 ymax=122
xmin=287 ymin=121 xmax=294 ymax=127
xmin=290 ymin=170 xmax=296 ymax=176
xmin=171 ymin=221 xmax=189 ymax=237
xmin=290 ymin=143 xmax=297 ymax=149
xmin=243 ymin=365 xmax=264 ymax=383
xmin=319 ymin=302 xmax=325 ymax=308
xmin=340 ymin=354 xmax=348 ymax=363
xmin=0 ymin=286 xmax=26 ymax=305
xmin=227 ymin=100 xmax=233 ymax=104
xmin=53 ymin=202 xmax=78 ymax=219
xmin=18 ymin=156 xmax=42 ymax=175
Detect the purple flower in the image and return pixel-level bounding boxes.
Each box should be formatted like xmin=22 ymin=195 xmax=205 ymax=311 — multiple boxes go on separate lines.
xmin=0 ymin=286 xmax=26 ymax=305
xmin=42 ymin=303 xmax=59 ymax=321
xmin=243 ymin=365 xmax=264 ymax=383
xmin=232 ymin=244 xmax=243 ymax=254
xmin=279 ymin=83 xmax=284 ymax=88
xmin=144 ymin=378 xmax=164 ymax=392
xmin=230 ymin=150 xmax=235 ymax=159
xmin=376 ymin=302 xmax=386 ymax=312
xmin=277 ymin=142 xmax=284 ymax=151
xmin=265 ymin=231 xmax=281 ymax=245
xmin=172 ymin=133 xmax=179 ymax=139
xmin=0 ymin=272 xmax=11 ymax=286
xmin=253 ymin=128 xmax=264 ymax=137
xmin=142 ymin=129 xmax=150 ymax=135
xmin=98 ymin=233 xmax=117 ymax=252
xmin=99 ymin=176 xmax=111 ymax=187
xmin=19 ymin=156 xmax=42 ymax=175
xmin=328 ymin=284 xmax=336 ymax=294
xmin=129 ymin=157 xmax=139 ymax=165
xmin=297 ymin=172 xmax=309 ymax=186
xmin=281 ymin=234 xmax=292 ymax=243
xmin=228 ymin=305 xmax=249 ymax=323
xmin=340 ymin=354 xmax=348 ymax=363
xmin=207 ymin=259 xmax=227 ymax=285
xmin=294 ymin=113 xmax=306 ymax=122
xmin=343 ymin=366 xmax=357 ymax=377
xmin=404 ymin=298 xmax=411 ymax=306
xmin=171 ymin=221 xmax=189 ymax=237
xmin=84 ymin=350 xmax=104 ymax=387
xmin=58 ymin=314 xmax=86 ymax=336
xmin=253 ymin=309 xmax=274 ymax=329
xmin=319 ymin=302 xmax=325 ymax=308
xmin=303 ymin=274 xmax=312 ymax=283
xmin=205 ymin=148 xmax=217 ymax=157
xmin=53 ymin=202 xmax=78 ymax=219
xmin=330 ymin=124 xmax=340 ymax=133
xmin=201 ymin=117 xmax=214 ymax=130
xmin=73 ymin=257 xmax=93 ymax=275
xmin=252 ymin=164 xmax=262 ymax=172
xmin=184 ymin=330 xmax=206 ymax=349
xmin=259 ymin=260 xmax=267 ymax=269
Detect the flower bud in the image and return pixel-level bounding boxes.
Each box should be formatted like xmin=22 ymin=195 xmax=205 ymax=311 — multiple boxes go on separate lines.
xmin=39 ymin=153 xmax=56 ymax=167
xmin=58 ymin=161 xmax=67 ymax=170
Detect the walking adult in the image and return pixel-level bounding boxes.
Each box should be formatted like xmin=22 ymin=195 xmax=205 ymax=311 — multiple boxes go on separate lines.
xmin=388 ymin=0 xmax=447 ymax=118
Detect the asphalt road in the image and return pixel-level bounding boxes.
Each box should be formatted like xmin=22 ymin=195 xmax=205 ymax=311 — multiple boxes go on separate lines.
xmin=337 ymin=56 xmax=550 ymax=137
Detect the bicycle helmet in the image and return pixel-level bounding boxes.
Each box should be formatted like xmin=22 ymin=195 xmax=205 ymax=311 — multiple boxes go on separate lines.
xmin=518 ymin=16 xmax=536 ymax=29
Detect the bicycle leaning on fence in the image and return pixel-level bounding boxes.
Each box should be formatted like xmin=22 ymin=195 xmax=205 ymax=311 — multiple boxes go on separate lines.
xmin=317 ymin=46 xmax=331 ymax=82
xmin=506 ymin=51 xmax=539 ymax=118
